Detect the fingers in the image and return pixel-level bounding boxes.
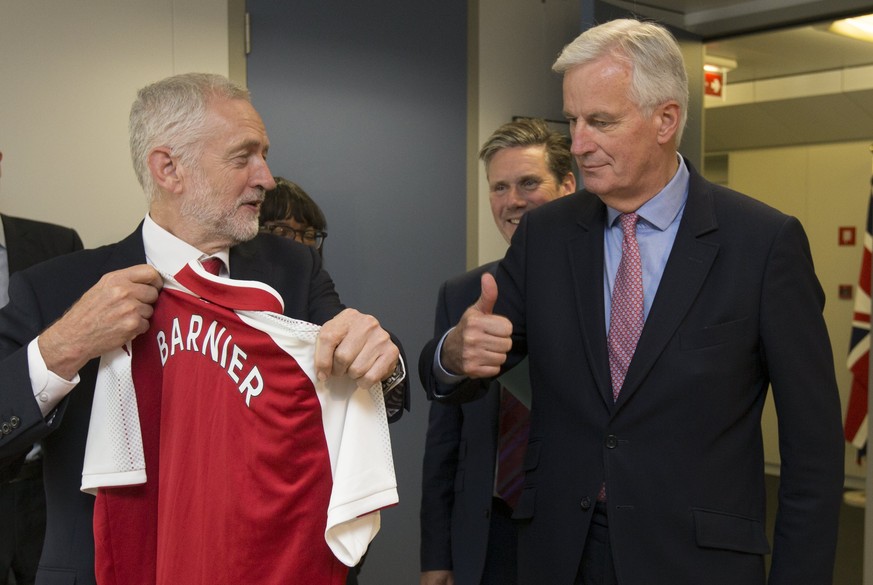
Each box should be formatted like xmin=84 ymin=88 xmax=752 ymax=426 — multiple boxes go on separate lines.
xmin=88 ymin=265 xmax=163 ymax=338
xmin=442 ymin=315 xmax=512 ymax=378
xmin=128 ymin=263 xmax=165 ymax=290
xmin=315 ymin=308 xmax=400 ymax=389
xmin=440 ymin=280 xmax=512 ymax=378
xmin=39 ymin=264 xmax=163 ymax=379
xmin=474 ymin=272 xmax=498 ymax=315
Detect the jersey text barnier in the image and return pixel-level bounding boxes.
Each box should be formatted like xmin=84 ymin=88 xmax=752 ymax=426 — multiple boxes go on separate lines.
xmin=155 ymin=313 xmax=264 ymax=406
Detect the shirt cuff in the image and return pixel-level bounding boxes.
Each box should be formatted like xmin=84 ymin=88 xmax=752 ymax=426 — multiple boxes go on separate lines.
xmin=28 ymin=338 xmax=79 ymax=417
xmin=433 ymin=327 xmax=467 ymax=385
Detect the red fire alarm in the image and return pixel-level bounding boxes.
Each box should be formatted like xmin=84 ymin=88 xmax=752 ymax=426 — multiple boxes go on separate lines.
xmin=839 ymin=226 xmax=856 ymax=246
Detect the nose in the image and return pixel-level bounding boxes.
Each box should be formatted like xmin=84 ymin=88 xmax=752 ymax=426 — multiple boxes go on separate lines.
xmin=506 ymin=185 xmax=527 ymax=208
xmin=570 ymin=124 xmax=596 ymax=157
xmin=254 ymin=157 xmax=276 ymax=191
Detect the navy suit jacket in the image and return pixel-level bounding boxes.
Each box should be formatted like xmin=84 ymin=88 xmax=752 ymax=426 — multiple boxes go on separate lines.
xmin=0 ymin=224 xmax=395 ymax=585
xmin=420 ymin=262 xmax=501 ymax=584
xmin=2 ymin=214 xmax=83 ymax=274
xmin=420 ymin=162 xmax=844 ymax=585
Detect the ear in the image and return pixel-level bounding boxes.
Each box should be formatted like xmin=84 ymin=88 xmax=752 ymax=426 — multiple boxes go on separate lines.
xmin=147 ymin=147 xmax=184 ymax=195
xmin=560 ymin=171 xmax=577 ymax=195
xmin=654 ymin=101 xmax=681 ymax=146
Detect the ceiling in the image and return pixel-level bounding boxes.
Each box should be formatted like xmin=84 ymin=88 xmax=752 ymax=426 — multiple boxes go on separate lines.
xmin=603 ymin=0 xmax=873 ymax=152
xmin=706 ymin=21 xmax=873 ymax=84
xmin=605 ymin=0 xmax=873 ymax=39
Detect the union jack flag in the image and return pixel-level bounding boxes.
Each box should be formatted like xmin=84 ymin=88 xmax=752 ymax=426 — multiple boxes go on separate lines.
xmin=845 ymin=181 xmax=872 ymax=462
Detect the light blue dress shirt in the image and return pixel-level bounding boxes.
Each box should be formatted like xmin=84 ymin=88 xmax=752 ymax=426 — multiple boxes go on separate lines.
xmin=603 ymin=157 xmax=690 ymax=331
xmin=436 ymin=156 xmax=691 ymax=383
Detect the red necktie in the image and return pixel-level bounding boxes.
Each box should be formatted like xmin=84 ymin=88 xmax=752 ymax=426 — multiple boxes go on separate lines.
xmin=495 ymin=386 xmax=530 ymax=510
xmin=607 ymin=213 xmax=644 ymax=400
xmin=201 ymin=257 xmax=224 ymax=276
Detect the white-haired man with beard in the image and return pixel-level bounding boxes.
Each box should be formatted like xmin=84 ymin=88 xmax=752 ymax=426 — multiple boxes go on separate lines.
xmin=0 ymin=73 xmax=406 ymax=585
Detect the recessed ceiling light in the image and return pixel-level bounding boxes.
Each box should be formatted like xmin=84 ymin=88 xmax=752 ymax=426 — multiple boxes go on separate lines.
xmin=704 ymin=55 xmax=737 ymax=72
xmin=829 ymin=14 xmax=873 ymax=43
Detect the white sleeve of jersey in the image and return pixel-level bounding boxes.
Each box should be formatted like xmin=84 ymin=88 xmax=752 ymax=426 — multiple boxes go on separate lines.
xmin=81 ymin=342 xmax=147 ymax=494
xmin=238 ymin=310 xmax=399 ymax=567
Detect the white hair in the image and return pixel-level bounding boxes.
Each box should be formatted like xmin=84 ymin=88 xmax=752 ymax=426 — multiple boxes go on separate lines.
xmin=128 ymin=73 xmax=250 ymax=202
xmin=553 ymin=19 xmax=689 ymax=145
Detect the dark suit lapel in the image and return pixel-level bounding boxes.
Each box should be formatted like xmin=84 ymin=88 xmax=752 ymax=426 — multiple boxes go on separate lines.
xmin=103 ymin=224 xmax=148 ymax=272
xmin=616 ymin=171 xmax=720 ymax=407
xmin=566 ymin=194 xmax=613 ymax=405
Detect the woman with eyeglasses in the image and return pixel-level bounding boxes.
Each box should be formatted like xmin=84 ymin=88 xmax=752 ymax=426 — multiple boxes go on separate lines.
xmin=259 ymin=177 xmax=328 ymax=256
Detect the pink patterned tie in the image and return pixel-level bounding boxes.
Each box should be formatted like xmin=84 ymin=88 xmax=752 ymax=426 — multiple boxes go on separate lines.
xmin=607 ymin=213 xmax=644 ymax=401
xmin=600 ymin=213 xmax=643 ymax=502
xmin=201 ymin=257 xmax=224 ymax=276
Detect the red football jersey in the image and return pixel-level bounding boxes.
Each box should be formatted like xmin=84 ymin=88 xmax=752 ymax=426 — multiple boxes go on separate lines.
xmin=90 ymin=263 xmax=396 ymax=585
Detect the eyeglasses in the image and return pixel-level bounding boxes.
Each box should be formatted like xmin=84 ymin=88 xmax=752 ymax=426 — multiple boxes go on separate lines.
xmin=260 ymin=223 xmax=327 ymax=249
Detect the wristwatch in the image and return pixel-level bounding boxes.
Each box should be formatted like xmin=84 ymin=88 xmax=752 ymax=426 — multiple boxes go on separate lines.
xmin=381 ymin=356 xmax=406 ymax=394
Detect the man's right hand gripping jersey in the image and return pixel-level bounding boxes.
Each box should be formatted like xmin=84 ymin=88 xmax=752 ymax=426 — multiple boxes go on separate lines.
xmin=82 ymin=261 xmax=398 ymax=585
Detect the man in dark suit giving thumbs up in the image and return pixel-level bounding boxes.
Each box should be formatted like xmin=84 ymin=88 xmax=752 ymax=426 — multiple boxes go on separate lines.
xmin=420 ymin=18 xmax=842 ymax=585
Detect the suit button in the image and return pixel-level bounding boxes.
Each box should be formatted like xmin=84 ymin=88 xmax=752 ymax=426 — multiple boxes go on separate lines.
xmin=605 ymin=435 xmax=618 ymax=449
xmin=10 ymin=416 xmax=20 ymax=428
xmin=1 ymin=422 xmax=10 ymax=435
xmin=580 ymin=496 xmax=591 ymax=511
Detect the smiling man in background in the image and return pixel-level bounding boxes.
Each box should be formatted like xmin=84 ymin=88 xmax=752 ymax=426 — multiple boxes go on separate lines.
xmin=420 ymin=118 xmax=575 ymax=585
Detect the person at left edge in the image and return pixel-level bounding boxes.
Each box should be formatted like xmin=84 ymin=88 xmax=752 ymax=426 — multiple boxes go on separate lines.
xmin=0 ymin=150 xmax=84 ymax=585
xmin=0 ymin=72 xmax=407 ymax=585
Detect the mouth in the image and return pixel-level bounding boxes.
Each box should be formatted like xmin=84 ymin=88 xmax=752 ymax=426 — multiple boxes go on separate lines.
xmin=579 ymin=159 xmax=608 ymax=173
xmin=239 ymin=196 xmax=264 ymax=212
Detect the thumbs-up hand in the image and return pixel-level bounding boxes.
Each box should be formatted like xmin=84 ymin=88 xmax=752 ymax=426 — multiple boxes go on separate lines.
xmin=441 ymin=272 xmax=513 ymax=378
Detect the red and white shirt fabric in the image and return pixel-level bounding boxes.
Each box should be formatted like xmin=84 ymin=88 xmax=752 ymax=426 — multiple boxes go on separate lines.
xmin=82 ymin=261 xmax=398 ymax=585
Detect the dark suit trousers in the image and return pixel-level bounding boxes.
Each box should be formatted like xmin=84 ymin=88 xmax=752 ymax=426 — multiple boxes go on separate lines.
xmin=482 ymin=497 xmax=519 ymax=585
xmin=575 ymin=503 xmax=617 ymax=585
xmin=0 ymin=462 xmax=46 ymax=585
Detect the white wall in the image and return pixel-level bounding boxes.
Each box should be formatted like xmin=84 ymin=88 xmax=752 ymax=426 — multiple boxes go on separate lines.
xmin=473 ymin=0 xmax=581 ymax=266
xmin=0 ymin=0 xmax=231 ymax=247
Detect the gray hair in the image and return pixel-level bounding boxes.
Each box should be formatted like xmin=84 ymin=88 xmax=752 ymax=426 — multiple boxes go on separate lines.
xmin=552 ymin=19 xmax=688 ymax=145
xmin=478 ymin=118 xmax=573 ymax=184
xmin=129 ymin=73 xmax=251 ymax=201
